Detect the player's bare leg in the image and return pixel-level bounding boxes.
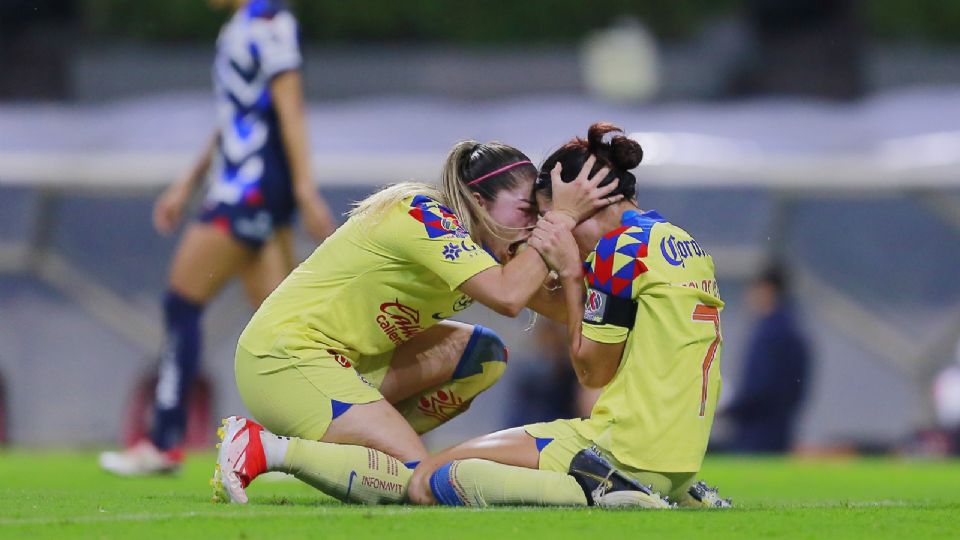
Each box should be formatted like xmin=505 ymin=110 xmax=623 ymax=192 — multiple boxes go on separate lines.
xmin=379 ymin=321 xmax=476 ymax=403
xmin=215 ymin=321 xmax=506 ymax=504
xmin=168 ymin=223 xmax=255 ymax=303
xmin=316 ymin=320 xmax=488 ymax=463
xmin=239 ymin=227 xmax=295 ymax=307
xmin=383 ymin=322 xmax=507 ymax=434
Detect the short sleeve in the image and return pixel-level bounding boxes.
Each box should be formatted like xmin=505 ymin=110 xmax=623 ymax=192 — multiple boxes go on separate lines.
xmin=392 ymin=196 xmax=499 ymax=290
xmin=582 ymin=322 xmax=629 ymax=344
xmin=250 ymin=10 xmax=302 ymax=79
xmin=580 ymin=225 xmax=650 ymax=344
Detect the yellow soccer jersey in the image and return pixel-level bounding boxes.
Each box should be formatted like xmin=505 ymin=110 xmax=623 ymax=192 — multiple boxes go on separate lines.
xmin=574 ymin=209 xmax=724 ymax=473
xmin=238 ymin=195 xmax=498 ymax=361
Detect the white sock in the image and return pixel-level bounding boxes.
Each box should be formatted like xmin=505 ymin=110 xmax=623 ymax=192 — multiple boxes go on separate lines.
xmin=259 ymin=430 xmax=290 ymax=471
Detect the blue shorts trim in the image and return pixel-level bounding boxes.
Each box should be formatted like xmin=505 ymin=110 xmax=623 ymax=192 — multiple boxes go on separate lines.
xmin=330 ymin=399 xmax=353 ymax=420
xmin=535 ymin=437 xmax=554 ymax=452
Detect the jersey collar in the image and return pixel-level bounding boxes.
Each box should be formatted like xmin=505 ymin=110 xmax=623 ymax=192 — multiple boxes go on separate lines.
xmin=621 ymin=209 xmax=666 ymax=227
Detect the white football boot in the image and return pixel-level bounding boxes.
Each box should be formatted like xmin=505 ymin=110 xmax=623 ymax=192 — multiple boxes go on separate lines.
xmin=211 ymin=416 xmax=268 ymax=504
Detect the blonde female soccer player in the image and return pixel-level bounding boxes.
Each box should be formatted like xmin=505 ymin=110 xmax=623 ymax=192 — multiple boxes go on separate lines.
xmin=100 ymin=0 xmax=335 ymax=476
xmin=212 ymin=139 xmax=622 ymax=504
xmin=408 ymin=123 xmax=731 ymax=508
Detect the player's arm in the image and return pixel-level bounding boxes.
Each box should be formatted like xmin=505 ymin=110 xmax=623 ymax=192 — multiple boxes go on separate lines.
xmin=558 ymin=274 xmax=625 ymax=389
xmin=529 ymin=214 xmax=624 ymax=388
xmin=153 ymin=129 xmax=218 ymax=235
xmin=271 ymin=70 xmax=336 ymax=242
xmin=458 ymin=247 xmax=550 ymax=318
xmin=524 ymin=277 xmax=568 ymax=322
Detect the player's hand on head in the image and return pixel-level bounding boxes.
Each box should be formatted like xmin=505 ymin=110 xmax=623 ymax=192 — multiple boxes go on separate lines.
xmin=549 ymin=155 xmax=624 ymax=224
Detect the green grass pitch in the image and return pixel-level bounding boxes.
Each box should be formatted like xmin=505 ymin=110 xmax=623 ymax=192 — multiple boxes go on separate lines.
xmin=0 ymin=451 xmax=956 ymax=539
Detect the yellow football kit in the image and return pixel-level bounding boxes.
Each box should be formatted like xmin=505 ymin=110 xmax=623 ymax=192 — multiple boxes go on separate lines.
xmin=236 ymin=194 xmax=499 ymax=439
xmin=527 ymin=209 xmax=724 ymax=475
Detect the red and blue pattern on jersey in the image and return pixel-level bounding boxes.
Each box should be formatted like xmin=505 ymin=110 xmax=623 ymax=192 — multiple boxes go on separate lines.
xmin=584 ymin=210 xmax=666 ymax=299
xmin=408 ymin=195 xmax=469 ymax=239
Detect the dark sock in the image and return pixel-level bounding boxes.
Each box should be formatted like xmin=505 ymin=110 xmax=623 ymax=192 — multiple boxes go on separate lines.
xmin=150 ymin=291 xmax=203 ymax=450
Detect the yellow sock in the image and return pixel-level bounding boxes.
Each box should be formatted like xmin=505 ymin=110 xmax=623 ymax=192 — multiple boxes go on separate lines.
xmin=281 ymin=438 xmax=411 ymax=504
xmin=430 ymin=459 xmax=588 ymax=507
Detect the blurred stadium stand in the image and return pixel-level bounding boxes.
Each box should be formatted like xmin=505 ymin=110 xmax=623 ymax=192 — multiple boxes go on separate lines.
xmin=2 ymin=91 xmax=959 ymax=450
xmin=0 ymin=0 xmax=78 ymax=100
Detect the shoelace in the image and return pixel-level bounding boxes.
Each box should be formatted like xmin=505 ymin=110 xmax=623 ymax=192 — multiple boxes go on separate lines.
xmin=590 ymin=469 xmax=617 ymax=500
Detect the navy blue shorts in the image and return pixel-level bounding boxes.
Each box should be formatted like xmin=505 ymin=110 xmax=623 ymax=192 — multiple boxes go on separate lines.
xmin=198 ymin=189 xmax=295 ymax=249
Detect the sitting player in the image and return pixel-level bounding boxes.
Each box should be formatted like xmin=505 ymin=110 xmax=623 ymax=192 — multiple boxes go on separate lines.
xmin=408 ymin=123 xmax=731 ymax=508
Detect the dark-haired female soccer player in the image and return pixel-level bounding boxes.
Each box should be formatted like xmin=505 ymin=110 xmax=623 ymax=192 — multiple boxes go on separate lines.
xmin=211 ymin=139 xmax=622 ymax=504
xmin=409 ymin=123 xmax=731 ymax=509
xmin=100 ymin=0 xmax=336 ymax=475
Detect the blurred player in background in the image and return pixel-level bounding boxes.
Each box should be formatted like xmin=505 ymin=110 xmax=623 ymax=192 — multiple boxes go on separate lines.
xmin=409 ymin=123 xmax=730 ymax=508
xmin=212 ymin=140 xmax=620 ymax=504
xmin=724 ymin=264 xmax=810 ymax=454
xmin=100 ymin=0 xmax=335 ymax=476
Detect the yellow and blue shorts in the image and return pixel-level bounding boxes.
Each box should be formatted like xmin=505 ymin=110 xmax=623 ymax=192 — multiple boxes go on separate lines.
xmin=235 ymin=344 xmax=392 ymax=441
xmin=524 ymin=418 xmax=698 ymax=503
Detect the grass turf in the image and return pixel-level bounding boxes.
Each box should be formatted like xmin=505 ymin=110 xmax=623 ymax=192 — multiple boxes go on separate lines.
xmin=0 ymin=451 xmax=957 ymax=539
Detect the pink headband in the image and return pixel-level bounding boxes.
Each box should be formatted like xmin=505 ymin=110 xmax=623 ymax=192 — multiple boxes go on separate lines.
xmin=466 ymin=160 xmax=533 ymax=186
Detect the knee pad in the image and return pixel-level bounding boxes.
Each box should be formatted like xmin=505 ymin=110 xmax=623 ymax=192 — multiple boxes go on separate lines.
xmin=452 ymin=325 xmax=507 ymax=382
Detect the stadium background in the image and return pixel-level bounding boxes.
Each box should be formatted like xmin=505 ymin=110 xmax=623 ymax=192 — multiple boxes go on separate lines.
xmin=1 ymin=0 xmax=959 ymax=457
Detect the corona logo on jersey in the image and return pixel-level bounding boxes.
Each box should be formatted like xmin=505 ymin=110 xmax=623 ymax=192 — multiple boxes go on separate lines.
xmin=376 ymin=301 xmax=422 ymax=345
xmin=408 ymin=195 xmax=469 ymax=239
xmin=660 ymin=234 xmax=707 ymax=268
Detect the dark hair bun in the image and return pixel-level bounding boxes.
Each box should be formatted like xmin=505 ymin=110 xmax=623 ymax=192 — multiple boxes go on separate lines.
xmin=587 ymin=122 xmax=643 ymax=170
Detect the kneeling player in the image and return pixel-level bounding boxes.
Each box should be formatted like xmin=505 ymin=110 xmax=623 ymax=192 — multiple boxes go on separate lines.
xmin=409 ymin=123 xmax=731 ymax=509
xmin=212 ymin=139 xmax=621 ymax=504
